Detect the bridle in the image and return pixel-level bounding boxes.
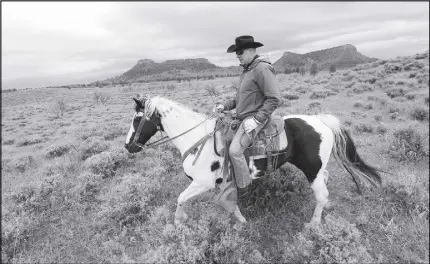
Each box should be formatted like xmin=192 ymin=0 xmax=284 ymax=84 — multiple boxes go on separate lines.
xmin=132 ymin=110 xmax=218 ymax=149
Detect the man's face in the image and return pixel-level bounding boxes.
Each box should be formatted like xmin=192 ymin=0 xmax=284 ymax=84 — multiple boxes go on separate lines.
xmin=236 ymin=48 xmax=253 ymax=65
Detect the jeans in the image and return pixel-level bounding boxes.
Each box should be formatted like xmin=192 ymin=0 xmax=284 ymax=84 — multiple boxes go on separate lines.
xmin=229 ymin=116 xmax=265 ymax=188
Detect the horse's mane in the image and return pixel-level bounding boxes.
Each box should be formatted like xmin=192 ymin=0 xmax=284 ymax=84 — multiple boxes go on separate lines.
xmin=144 ymin=96 xmax=208 ymax=120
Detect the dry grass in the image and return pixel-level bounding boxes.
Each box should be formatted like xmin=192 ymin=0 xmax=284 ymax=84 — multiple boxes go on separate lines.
xmin=1 ymin=51 xmax=429 ymax=263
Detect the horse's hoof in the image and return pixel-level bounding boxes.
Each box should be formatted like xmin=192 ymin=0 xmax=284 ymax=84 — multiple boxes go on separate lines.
xmin=233 ymin=222 xmax=245 ymax=231
xmin=304 ymin=220 xmax=320 ymax=230
xmin=237 ymin=216 xmax=247 ymax=224
xmin=174 ymin=213 xmax=189 ymax=225
xmin=233 ymin=206 xmax=247 ymax=223
xmin=174 ymin=217 xmax=187 ymax=225
xmin=325 ymin=201 xmax=333 ymax=210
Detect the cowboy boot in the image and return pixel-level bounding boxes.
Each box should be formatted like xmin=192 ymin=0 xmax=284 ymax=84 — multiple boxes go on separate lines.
xmin=237 ymin=185 xmax=251 ymax=200
xmin=213 ymin=181 xmax=238 ymax=213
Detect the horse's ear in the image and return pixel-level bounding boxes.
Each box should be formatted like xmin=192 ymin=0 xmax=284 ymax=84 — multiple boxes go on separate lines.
xmin=136 ymin=93 xmax=142 ymax=99
xmin=133 ymin=98 xmax=143 ymax=109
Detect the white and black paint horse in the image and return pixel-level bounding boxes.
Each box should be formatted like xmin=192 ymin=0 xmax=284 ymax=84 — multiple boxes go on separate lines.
xmin=124 ymin=95 xmax=383 ymax=225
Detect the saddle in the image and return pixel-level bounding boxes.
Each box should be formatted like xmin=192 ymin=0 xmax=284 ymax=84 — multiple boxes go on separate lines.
xmin=214 ymin=114 xmax=288 ymax=175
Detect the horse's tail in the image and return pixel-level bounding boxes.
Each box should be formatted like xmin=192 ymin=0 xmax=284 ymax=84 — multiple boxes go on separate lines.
xmin=316 ymin=114 xmax=382 ymax=191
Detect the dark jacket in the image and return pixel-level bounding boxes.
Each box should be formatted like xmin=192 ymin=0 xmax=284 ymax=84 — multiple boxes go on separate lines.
xmin=224 ymin=55 xmax=281 ymax=123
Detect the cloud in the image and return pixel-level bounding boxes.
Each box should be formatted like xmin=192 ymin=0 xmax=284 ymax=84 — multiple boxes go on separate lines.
xmin=2 ymin=2 xmax=429 ymax=89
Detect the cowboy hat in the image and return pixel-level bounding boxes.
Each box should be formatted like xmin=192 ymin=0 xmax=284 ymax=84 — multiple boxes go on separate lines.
xmin=227 ymin=35 xmax=264 ymax=53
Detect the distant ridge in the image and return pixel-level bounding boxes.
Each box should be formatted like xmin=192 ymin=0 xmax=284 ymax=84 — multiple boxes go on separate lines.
xmin=273 ymin=44 xmax=378 ymax=73
xmin=105 ymin=58 xmax=241 ymax=84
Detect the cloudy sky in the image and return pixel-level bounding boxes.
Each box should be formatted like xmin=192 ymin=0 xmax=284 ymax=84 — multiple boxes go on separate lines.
xmin=2 ymin=2 xmax=429 ymax=89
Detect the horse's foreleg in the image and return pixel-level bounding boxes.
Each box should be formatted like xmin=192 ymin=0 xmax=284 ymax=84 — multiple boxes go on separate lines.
xmin=175 ymin=181 xmax=211 ymax=224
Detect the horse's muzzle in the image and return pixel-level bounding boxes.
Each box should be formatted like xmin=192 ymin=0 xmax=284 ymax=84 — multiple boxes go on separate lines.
xmin=124 ymin=143 xmax=141 ymax=153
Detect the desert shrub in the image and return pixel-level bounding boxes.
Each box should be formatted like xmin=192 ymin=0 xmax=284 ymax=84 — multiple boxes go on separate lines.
xmin=409 ymin=72 xmax=417 ymax=78
xmin=74 ymin=172 xmax=104 ymax=203
xmin=344 ymin=120 xmax=352 ymax=126
xmin=389 ymin=112 xmax=399 ymax=120
xmin=11 ymin=156 xmax=35 ymax=173
xmin=388 ymin=106 xmax=400 ymax=114
xmin=103 ymin=126 xmax=125 ymax=141
xmin=328 ymin=86 xmax=340 ymax=93
xmin=295 ymin=85 xmax=311 ymax=94
xmin=396 ymin=79 xmax=406 ymax=85
xmin=51 ymin=99 xmax=67 ymax=118
xmin=376 ymin=125 xmax=388 ymax=135
xmin=308 ymin=102 xmax=321 ymax=109
xmin=3 ymin=139 xmax=15 ymax=145
xmin=283 ymin=93 xmax=299 ymax=100
xmin=205 ymin=84 xmax=220 ymax=97
xmin=393 ymin=96 xmax=407 ymax=103
xmin=405 ymin=93 xmax=416 ymax=100
xmin=371 ymin=61 xmax=380 ymax=68
xmin=365 ymin=103 xmax=373 ymax=110
xmin=389 ymin=127 xmax=428 ymax=163
xmin=384 ymin=62 xmax=402 ymax=74
xmin=230 ymin=80 xmax=238 ymax=91
xmin=93 ymin=91 xmax=110 ymax=104
xmin=352 ymin=83 xmax=373 ymax=94
xmin=374 ymin=115 xmax=382 ymax=122
xmin=417 ymin=74 xmax=429 ymax=85
xmin=299 ymin=67 xmax=306 ymax=76
xmin=78 ymin=137 xmax=110 ymax=160
xmin=121 ymin=86 xmax=134 ymax=93
xmin=344 ymin=81 xmax=355 ymax=89
xmin=365 ymin=77 xmax=378 ymax=84
xmin=95 ymin=172 xmax=164 ymax=228
xmin=410 ymin=107 xmax=429 ymax=122
xmin=45 ymin=143 xmax=74 ymax=159
xmin=341 ymin=71 xmax=357 ymax=82
xmin=310 ymin=63 xmax=318 ymax=77
xmin=378 ymin=59 xmax=388 ymax=65
xmin=16 ymin=137 xmax=44 ymax=147
xmin=2 ymin=174 xmax=77 ymax=262
xmin=386 ymin=87 xmax=409 ymax=98
xmin=167 ymin=83 xmax=176 ymax=91
xmin=354 ymin=123 xmax=374 ymax=133
xmin=353 ymin=102 xmax=363 ymax=108
xmin=2 ymin=88 xmax=18 ymax=93
xmin=317 ymin=79 xmax=329 ymax=85
xmin=83 ymin=148 xmax=128 ymax=178
xmin=414 ymin=52 xmax=429 ymax=60
xmin=425 ymin=96 xmax=429 ymax=106
xmin=134 ymin=210 xmax=263 ymax=264
xmin=282 ymin=214 xmax=376 ymax=263
xmin=279 ymin=99 xmax=292 ymax=108
xmin=310 ymin=90 xmax=336 ymax=99
xmin=404 ymin=61 xmax=425 ymax=71
xmin=206 ymin=229 xmax=265 ymax=264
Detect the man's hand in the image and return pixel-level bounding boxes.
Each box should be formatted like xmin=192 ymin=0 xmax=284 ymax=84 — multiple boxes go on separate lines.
xmin=213 ymin=103 xmax=224 ymax=113
xmin=243 ymin=118 xmax=260 ymax=134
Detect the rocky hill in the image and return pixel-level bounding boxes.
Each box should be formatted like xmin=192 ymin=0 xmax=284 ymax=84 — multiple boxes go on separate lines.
xmin=103 ymin=58 xmax=241 ymax=85
xmin=273 ymin=44 xmax=378 ymax=73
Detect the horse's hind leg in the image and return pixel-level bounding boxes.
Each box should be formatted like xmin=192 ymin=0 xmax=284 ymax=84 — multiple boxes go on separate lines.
xmin=175 ymin=181 xmax=212 ymax=224
xmin=309 ymin=168 xmax=329 ymax=226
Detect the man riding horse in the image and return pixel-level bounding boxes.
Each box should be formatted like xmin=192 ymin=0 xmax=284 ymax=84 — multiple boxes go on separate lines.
xmin=213 ymin=35 xmax=282 ymax=205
